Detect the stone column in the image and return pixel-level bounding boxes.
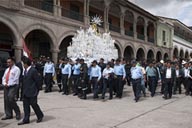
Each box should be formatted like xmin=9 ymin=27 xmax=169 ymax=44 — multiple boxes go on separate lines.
xmin=104 ymin=5 xmax=109 ymax=32
xmin=154 ymin=23 xmax=157 ymax=44
xmin=84 ymin=0 xmax=90 ymax=27
xmin=51 ymin=49 xmax=60 ymax=64
xmin=13 ymin=45 xmax=22 ymax=62
xmin=53 ymin=0 xmax=57 ymax=16
xmin=120 ymin=12 xmax=125 ymax=35
xmin=144 ymin=19 xmax=148 ymax=42
xmin=133 ymin=14 xmax=137 ymax=40
xmin=20 ymin=0 xmax=24 ymax=6
xmin=57 ymin=0 xmax=61 ymax=17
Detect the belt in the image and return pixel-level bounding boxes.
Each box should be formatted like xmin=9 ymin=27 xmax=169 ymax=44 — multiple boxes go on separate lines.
xmin=132 ymin=78 xmax=141 ymax=81
xmin=148 ymin=76 xmax=156 ymax=78
xmin=92 ymin=77 xmax=98 ymax=79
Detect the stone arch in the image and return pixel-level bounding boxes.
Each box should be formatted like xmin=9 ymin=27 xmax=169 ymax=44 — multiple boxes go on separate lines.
xmin=156 ymin=51 xmax=162 ymax=62
xmin=123 ymin=45 xmax=134 ymax=60
xmin=136 ymin=48 xmax=145 ymax=61
xmin=59 ymin=35 xmax=74 ymax=58
xmin=185 ymin=50 xmax=189 ymax=59
xmin=173 ymin=46 xmax=179 ymax=59
xmin=164 ymin=53 xmax=169 ymax=61
xmin=58 ymin=30 xmax=76 ymax=48
xmin=22 ymin=23 xmax=57 ymax=49
xmin=24 ymin=29 xmax=53 ymax=58
xmin=0 ymin=14 xmax=20 ymax=46
xmin=180 ymin=49 xmax=184 ymax=59
xmin=147 ymin=49 xmax=154 ymax=61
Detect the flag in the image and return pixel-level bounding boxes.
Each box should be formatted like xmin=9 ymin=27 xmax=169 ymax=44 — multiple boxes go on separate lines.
xmin=22 ymin=37 xmax=32 ymax=60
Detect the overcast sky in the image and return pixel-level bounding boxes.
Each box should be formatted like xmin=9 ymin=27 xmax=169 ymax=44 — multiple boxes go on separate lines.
xmin=129 ymin=0 xmax=192 ymax=26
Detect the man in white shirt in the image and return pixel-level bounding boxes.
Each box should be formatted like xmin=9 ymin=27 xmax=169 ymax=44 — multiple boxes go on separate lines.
xmin=162 ymin=60 xmax=176 ymax=99
xmin=1 ymin=57 xmax=21 ymax=120
xmin=102 ymin=62 xmax=114 ymax=99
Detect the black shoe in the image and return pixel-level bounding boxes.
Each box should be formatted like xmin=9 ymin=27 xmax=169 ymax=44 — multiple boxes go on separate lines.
xmin=109 ymin=97 xmax=112 ymax=100
xmin=1 ymin=116 xmax=13 ymax=120
xmin=36 ymin=116 xmax=43 ymax=123
xmin=62 ymin=92 xmax=65 ymax=95
xmin=16 ymin=114 xmax=21 ymax=120
xmin=162 ymin=96 xmax=168 ymax=100
xmin=18 ymin=121 xmax=29 ymax=125
xmin=73 ymin=93 xmax=78 ymax=96
xmin=101 ymin=96 xmax=105 ymax=99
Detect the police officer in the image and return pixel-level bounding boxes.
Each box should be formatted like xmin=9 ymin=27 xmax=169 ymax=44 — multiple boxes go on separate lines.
xmin=79 ymin=59 xmax=88 ymax=99
xmin=130 ymin=60 xmax=143 ymax=102
xmin=90 ymin=60 xmax=101 ymax=99
xmin=56 ymin=58 xmax=62 ymax=92
xmin=72 ymin=58 xmax=81 ymax=96
xmin=113 ymin=59 xmax=126 ymax=98
xmin=60 ymin=58 xmax=71 ymax=95
xmin=43 ymin=57 xmax=55 ymax=93
xmin=146 ymin=61 xmax=158 ymax=97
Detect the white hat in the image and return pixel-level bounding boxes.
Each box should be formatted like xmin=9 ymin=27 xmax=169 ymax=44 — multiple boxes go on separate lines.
xmin=182 ymin=60 xmax=187 ymax=65
xmin=160 ymin=60 xmax=164 ymax=64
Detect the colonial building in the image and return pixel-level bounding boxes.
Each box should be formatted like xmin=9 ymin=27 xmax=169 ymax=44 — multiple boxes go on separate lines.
xmin=159 ymin=17 xmax=192 ymax=60
xmin=0 ymin=0 xmax=177 ymax=63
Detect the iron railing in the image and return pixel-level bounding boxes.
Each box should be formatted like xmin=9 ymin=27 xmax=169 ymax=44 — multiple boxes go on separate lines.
xmin=109 ymin=24 xmax=120 ymax=33
xmin=61 ymin=8 xmax=84 ymax=22
xmin=125 ymin=30 xmax=134 ymax=37
xmin=137 ymin=33 xmax=145 ymax=40
xmin=24 ymin=0 xmax=53 ymax=13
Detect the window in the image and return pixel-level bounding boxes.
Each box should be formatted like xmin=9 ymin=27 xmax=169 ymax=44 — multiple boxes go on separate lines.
xmin=162 ymin=30 xmax=166 ymax=42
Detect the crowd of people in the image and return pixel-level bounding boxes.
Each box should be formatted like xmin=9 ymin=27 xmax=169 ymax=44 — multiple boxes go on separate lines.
xmin=1 ymin=55 xmax=192 ymax=125
xmin=17 ymin=56 xmax=192 ymax=102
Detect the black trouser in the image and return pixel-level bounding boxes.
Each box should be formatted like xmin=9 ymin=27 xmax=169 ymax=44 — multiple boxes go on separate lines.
xmin=173 ymin=77 xmax=182 ymax=94
xmin=91 ymin=77 xmax=99 ymax=98
xmin=16 ymin=79 xmax=23 ymax=100
xmin=78 ymin=77 xmax=87 ymax=99
xmin=23 ymin=95 xmax=44 ymax=122
xmin=148 ymin=76 xmax=157 ymax=97
xmin=185 ymin=78 xmax=191 ymax=95
xmin=62 ymin=74 xmax=69 ymax=94
xmin=4 ymin=85 xmax=20 ymax=118
xmin=132 ymin=78 xmax=141 ymax=100
xmin=164 ymin=78 xmax=173 ymax=98
xmin=72 ymin=75 xmax=80 ymax=94
xmin=56 ymin=74 xmax=62 ymax=91
xmin=115 ymin=75 xmax=124 ymax=98
xmin=102 ymin=78 xmax=113 ymax=99
xmin=44 ymin=73 xmax=53 ymax=92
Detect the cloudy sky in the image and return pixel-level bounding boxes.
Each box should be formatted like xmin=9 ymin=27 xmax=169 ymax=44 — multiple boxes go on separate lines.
xmin=129 ymin=0 xmax=192 ymax=26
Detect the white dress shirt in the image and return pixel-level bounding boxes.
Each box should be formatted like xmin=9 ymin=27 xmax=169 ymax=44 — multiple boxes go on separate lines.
xmin=2 ymin=65 xmax=21 ymax=86
xmin=103 ymin=67 xmax=114 ymax=79
xmin=184 ymin=68 xmax=189 ymax=78
xmin=166 ymin=68 xmax=171 ymax=78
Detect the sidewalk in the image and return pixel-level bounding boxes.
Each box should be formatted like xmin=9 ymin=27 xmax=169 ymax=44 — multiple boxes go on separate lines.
xmin=0 ymin=86 xmax=192 ymax=128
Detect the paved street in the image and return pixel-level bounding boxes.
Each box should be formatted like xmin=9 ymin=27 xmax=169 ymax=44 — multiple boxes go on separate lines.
xmin=0 ymin=85 xmax=192 ymax=128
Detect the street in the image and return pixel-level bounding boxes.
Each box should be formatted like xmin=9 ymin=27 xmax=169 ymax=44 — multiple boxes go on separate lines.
xmin=0 ymin=85 xmax=192 ymax=128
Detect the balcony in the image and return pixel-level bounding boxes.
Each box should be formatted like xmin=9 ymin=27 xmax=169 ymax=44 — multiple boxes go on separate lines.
xmin=109 ymin=24 xmax=120 ymax=33
xmin=24 ymin=0 xmax=53 ymax=13
xmin=137 ymin=33 xmax=145 ymax=40
xmin=148 ymin=37 xmax=154 ymax=43
xmin=61 ymin=8 xmax=84 ymax=22
xmin=125 ymin=30 xmax=133 ymax=37
xmin=174 ymin=31 xmax=192 ymax=43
